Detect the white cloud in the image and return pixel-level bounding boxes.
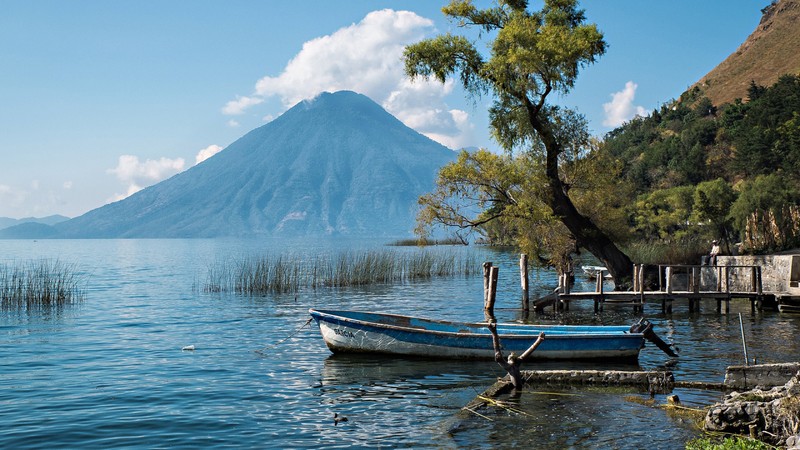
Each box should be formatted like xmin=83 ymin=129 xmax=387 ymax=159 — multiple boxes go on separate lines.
xmin=603 ymin=81 xmax=648 ymax=127
xmin=107 ymin=155 xmax=185 ymax=200
xmin=223 ymin=9 xmax=472 ymax=149
xmin=195 ymin=144 xmax=223 ymax=165
xmin=222 ymin=95 xmax=264 ymax=115
xmin=63 ymin=181 xmax=73 ymax=189
xmin=227 ymin=119 xmax=240 ymax=128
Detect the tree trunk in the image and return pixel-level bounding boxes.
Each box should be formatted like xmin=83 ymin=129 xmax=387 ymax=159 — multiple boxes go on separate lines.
xmin=529 ymin=104 xmax=634 ymax=288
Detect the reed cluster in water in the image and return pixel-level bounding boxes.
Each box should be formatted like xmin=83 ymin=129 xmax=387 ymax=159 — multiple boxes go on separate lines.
xmin=0 ymin=260 xmax=86 ymax=311
xmin=203 ymin=249 xmax=479 ymax=295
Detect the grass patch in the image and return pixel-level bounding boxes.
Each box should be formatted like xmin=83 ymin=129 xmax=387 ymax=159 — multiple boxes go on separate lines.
xmin=0 ymin=259 xmax=86 ymax=311
xmin=685 ymin=436 xmax=771 ymax=450
xmin=624 ymin=239 xmax=708 ymax=265
xmin=203 ymin=249 xmax=480 ymax=294
xmin=388 ymin=236 xmax=467 ymax=246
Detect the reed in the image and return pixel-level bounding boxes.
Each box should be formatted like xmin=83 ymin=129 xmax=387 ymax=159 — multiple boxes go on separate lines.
xmin=388 ymin=236 xmax=467 ymax=246
xmin=0 ymin=259 xmax=86 ymax=311
xmin=203 ymin=249 xmax=479 ymax=294
xmin=623 ymin=239 xmax=707 ymax=265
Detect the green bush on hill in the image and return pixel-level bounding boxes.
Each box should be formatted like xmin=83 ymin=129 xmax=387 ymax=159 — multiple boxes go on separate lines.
xmin=601 ymin=74 xmax=800 ymax=253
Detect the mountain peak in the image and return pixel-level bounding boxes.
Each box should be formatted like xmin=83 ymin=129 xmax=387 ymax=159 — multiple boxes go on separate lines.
xmin=53 ymin=91 xmax=455 ymax=238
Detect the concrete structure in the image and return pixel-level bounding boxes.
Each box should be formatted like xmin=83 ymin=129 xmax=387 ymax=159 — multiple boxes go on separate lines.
xmin=716 ymin=254 xmax=800 ymax=295
xmin=724 ymin=363 xmax=800 ymax=390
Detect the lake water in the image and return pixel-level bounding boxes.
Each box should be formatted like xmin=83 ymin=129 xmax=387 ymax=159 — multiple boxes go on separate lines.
xmin=2 ymin=238 xmax=799 ymax=449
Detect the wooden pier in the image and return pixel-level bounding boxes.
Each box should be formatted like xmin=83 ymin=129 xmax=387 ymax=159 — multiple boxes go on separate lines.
xmin=540 ymin=264 xmax=769 ymax=314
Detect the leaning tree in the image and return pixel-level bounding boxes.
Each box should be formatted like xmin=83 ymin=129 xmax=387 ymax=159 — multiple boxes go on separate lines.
xmin=404 ymin=0 xmax=634 ymax=285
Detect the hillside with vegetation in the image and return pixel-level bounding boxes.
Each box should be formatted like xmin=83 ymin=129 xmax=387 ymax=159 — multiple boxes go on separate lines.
xmin=601 ymin=74 xmax=800 ymax=257
xmin=693 ymin=0 xmax=800 ymax=106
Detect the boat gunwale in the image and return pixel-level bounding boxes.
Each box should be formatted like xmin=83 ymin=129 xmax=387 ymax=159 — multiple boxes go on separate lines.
xmin=309 ymin=308 xmax=641 ymax=340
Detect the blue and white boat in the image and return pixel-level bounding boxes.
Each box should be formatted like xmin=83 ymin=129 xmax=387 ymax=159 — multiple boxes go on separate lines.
xmin=309 ymin=309 xmax=649 ymax=361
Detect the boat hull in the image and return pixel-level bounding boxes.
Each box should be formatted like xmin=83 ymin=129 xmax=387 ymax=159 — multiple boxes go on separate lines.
xmin=310 ymin=309 xmax=644 ymax=361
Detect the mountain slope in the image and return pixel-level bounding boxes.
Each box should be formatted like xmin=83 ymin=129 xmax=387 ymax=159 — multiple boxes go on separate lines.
xmin=0 ymin=215 xmax=69 ymax=230
xmin=55 ymin=91 xmax=455 ymax=238
xmin=694 ymin=0 xmax=800 ymax=105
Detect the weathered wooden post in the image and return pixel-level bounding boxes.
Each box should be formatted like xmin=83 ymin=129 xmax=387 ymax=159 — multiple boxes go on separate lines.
xmin=756 ymin=266 xmax=763 ymax=311
xmin=485 ymin=266 xmax=499 ymax=315
xmin=665 ymin=267 xmax=673 ymax=294
xmin=483 ymin=262 xmax=492 ymax=306
xmin=633 ymin=264 xmax=640 ymax=293
xmin=637 ymin=264 xmax=646 ymax=313
xmin=718 ymin=266 xmax=731 ymax=313
xmin=520 ymin=254 xmax=529 ymax=311
xmin=692 ymin=266 xmax=700 ymax=294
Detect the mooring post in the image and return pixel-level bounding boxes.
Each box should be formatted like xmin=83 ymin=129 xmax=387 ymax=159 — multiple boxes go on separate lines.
xmin=636 ymin=264 xmax=646 ymax=313
xmin=486 ymin=266 xmax=499 ymax=314
xmin=520 ymin=254 xmax=529 ymax=311
xmin=483 ymin=262 xmax=492 ymax=306
xmin=665 ymin=267 xmax=673 ymax=294
xmin=633 ymin=265 xmax=639 ymax=292
xmin=692 ymin=266 xmax=700 ymax=294
xmin=756 ymin=266 xmax=763 ymax=311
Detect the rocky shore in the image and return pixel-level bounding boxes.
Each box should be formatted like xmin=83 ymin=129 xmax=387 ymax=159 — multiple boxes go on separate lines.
xmin=705 ymin=371 xmax=800 ymax=448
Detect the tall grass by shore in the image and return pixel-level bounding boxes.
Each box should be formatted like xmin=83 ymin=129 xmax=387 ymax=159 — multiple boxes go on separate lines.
xmin=623 ymin=239 xmax=708 ymax=265
xmin=0 ymin=260 xmax=86 ymax=311
xmin=203 ymin=249 xmax=479 ymax=295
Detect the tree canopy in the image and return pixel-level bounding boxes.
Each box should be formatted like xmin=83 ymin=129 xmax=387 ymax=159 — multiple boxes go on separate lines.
xmin=405 ymin=0 xmax=635 ymax=283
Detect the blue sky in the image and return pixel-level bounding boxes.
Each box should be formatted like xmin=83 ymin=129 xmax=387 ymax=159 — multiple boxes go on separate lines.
xmin=0 ymin=1 xmax=765 ymax=219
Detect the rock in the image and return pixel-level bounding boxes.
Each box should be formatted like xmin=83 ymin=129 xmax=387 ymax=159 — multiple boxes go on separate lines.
xmin=704 ymin=370 xmax=800 ymax=447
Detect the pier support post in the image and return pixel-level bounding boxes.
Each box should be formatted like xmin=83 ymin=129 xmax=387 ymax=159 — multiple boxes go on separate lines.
xmin=638 ymin=264 xmax=646 ymax=313
xmin=483 ymin=262 xmax=492 ymax=304
xmin=485 ymin=266 xmax=499 ymax=315
xmin=520 ymin=254 xmax=529 ymax=311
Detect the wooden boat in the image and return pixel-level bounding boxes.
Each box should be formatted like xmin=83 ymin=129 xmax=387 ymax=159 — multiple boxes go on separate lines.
xmin=309 ymin=308 xmax=651 ymax=361
xmin=582 ymin=265 xmax=612 ymax=279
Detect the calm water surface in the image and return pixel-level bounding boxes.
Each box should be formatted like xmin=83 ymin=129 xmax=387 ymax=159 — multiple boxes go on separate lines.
xmin=2 ymin=239 xmax=799 ymax=449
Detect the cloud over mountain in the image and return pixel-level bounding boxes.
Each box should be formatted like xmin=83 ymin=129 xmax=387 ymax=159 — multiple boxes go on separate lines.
xmin=222 ymin=9 xmax=474 ymax=149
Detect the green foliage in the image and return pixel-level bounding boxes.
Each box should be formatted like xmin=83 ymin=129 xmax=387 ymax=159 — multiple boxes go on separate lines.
xmin=631 ymin=186 xmax=695 ymax=240
xmin=692 ymin=178 xmax=737 ymax=242
xmin=685 ymin=435 xmax=770 ymax=450
xmin=407 ymin=1 xmax=636 ymax=277
xmin=729 ymin=174 xmax=800 ymax=234
xmin=603 ymin=74 xmax=800 ymax=252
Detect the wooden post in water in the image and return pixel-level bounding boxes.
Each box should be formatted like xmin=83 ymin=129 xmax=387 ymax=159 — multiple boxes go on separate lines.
xmin=633 ymin=265 xmax=640 ymax=292
xmin=665 ymin=267 xmax=673 ymax=294
xmin=639 ymin=264 xmax=647 ymax=313
xmin=692 ymin=266 xmax=700 ymax=294
xmin=485 ymin=266 xmax=499 ymax=315
xmin=724 ymin=266 xmax=731 ymax=313
xmin=520 ymin=254 xmax=529 ymax=311
xmin=483 ymin=262 xmax=492 ymax=306
xmin=756 ymin=266 xmax=763 ymax=311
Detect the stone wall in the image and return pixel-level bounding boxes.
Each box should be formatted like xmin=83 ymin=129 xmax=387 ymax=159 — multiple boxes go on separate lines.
xmin=725 ymin=363 xmax=800 ymax=390
xmin=711 ymin=255 xmax=800 ymax=294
